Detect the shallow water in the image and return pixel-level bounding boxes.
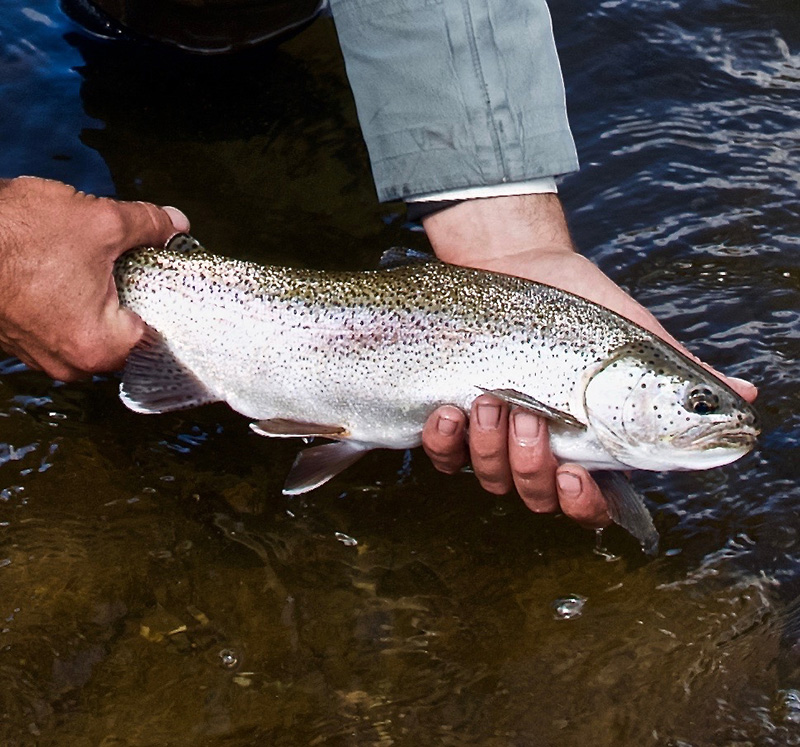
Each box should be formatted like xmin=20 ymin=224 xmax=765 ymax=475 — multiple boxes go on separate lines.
xmin=0 ymin=1 xmax=798 ymax=744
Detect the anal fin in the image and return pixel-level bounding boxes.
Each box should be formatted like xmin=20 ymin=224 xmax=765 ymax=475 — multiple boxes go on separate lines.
xmin=593 ymin=471 xmax=659 ymax=556
xmin=282 ymin=441 xmax=372 ymax=495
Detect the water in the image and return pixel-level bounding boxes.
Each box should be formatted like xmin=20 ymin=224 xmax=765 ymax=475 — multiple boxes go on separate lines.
xmin=0 ymin=1 xmax=798 ymax=744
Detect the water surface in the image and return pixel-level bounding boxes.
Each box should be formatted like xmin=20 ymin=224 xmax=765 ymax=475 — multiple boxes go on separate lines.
xmin=0 ymin=1 xmax=798 ymax=744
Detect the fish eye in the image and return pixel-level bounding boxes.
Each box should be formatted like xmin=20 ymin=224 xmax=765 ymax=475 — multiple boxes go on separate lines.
xmin=686 ymin=386 xmax=720 ymax=415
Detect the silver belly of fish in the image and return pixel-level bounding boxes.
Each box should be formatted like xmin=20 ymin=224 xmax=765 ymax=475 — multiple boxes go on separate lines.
xmin=114 ymin=238 xmax=759 ymax=555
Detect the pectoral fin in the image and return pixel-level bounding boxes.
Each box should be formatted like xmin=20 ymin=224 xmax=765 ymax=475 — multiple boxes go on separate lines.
xmin=593 ymin=471 xmax=660 ymax=556
xmin=120 ymin=327 xmax=219 ymax=414
xmin=478 ymin=387 xmax=587 ymax=430
xmin=251 ymin=419 xmax=349 ymax=439
xmin=282 ymin=441 xmax=372 ymax=495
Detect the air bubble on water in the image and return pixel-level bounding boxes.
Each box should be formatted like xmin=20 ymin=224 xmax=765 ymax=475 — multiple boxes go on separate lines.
xmin=219 ymin=648 xmax=240 ymax=669
xmin=552 ymin=594 xmax=587 ymax=621
xmin=335 ymin=532 xmax=358 ymax=547
xmin=491 ymin=502 xmax=510 ymax=517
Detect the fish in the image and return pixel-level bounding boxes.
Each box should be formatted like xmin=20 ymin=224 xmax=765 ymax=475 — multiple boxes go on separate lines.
xmin=113 ymin=235 xmax=760 ymax=555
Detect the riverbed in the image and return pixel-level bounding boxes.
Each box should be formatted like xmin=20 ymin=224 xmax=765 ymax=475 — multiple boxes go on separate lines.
xmin=0 ymin=1 xmax=798 ymax=744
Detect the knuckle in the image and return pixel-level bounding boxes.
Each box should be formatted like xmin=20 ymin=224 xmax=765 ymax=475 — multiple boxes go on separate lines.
xmin=94 ymin=199 xmax=129 ymax=245
xmin=470 ymin=441 xmax=506 ymax=462
xmin=512 ymin=464 xmax=548 ymax=483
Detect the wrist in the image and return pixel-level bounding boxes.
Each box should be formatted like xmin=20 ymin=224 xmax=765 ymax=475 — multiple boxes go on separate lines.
xmin=422 ymin=193 xmax=576 ymax=271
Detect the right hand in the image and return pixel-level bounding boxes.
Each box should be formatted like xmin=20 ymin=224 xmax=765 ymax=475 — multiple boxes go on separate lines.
xmin=0 ymin=177 xmax=189 ymax=381
xmin=420 ymin=194 xmax=756 ymax=529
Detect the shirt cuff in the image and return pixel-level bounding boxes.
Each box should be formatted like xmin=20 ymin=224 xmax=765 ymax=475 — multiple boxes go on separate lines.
xmin=407 ymin=177 xmax=558 ymax=202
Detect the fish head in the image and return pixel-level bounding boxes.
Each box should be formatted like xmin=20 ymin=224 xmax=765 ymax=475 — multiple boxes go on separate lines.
xmin=583 ymin=341 xmax=759 ymax=471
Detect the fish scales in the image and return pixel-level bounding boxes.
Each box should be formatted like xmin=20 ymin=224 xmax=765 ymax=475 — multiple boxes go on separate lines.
xmin=117 ymin=248 xmax=643 ymax=447
xmin=114 ymin=239 xmax=759 ymax=553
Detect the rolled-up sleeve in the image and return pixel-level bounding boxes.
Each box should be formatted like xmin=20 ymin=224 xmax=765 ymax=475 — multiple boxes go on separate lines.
xmin=329 ymin=0 xmax=579 ymax=202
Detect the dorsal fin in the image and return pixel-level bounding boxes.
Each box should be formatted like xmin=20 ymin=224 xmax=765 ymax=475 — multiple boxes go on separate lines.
xmin=378 ymin=247 xmax=437 ymax=269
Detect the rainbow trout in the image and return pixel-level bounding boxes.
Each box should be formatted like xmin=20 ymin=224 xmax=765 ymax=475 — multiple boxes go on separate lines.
xmin=114 ymin=236 xmax=759 ymax=554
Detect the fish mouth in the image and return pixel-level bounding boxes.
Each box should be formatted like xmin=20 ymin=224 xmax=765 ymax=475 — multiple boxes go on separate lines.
xmin=673 ymin=423 xmax=760 ymax=452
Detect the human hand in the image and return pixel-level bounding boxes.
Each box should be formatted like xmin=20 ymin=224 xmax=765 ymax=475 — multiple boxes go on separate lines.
xmin=419 ymin=194 xmax=757 ymax=528
xmin=0 ymin=177 xmax=189 ymax=381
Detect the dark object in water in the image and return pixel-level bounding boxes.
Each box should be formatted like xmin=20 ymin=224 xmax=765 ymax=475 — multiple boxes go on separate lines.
xmin=60 ymin=0 xmax=325 ymax=54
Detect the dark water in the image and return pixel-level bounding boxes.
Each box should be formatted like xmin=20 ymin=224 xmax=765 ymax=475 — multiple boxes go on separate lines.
xmin=0 ymin=1 xmax=798 ymax=744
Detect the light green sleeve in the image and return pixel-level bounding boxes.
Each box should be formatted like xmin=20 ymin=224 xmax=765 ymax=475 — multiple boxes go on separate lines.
xmin=329 ymin=0 xmax=579 ymax=202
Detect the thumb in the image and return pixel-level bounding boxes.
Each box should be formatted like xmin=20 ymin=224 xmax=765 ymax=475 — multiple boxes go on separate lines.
xmin=103 ymin=199 xmax=191 ymax=260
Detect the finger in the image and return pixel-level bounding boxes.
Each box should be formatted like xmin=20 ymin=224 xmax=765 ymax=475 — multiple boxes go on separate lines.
xmin=91 ymin=306 xmax=146 ymax=372
xmin=161 ymin=206 xmax=191 ymax=234
xmin=468 ymin=395 xmax=512 ymax=494
xmin=556 ymin=466 xmax=612 ymax=529
xmin=724 ymin=376 xmax=757 ymax=403
xmin=508 ymin=409 xmax=559 ymax=513
xmin=422 ymin=406 xmax=469 ymax=474
xmin=13 ymin=343 xmax=84 ymax=382
xmin=100 ymin=199 xmax=190 ymax=260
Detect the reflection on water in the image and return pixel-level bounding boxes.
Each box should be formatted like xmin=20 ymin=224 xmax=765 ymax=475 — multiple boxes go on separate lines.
xmin=0 ymin=0 xmax=798 ymax=744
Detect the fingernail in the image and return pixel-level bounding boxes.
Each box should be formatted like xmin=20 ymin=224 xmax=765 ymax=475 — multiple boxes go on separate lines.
xmin=476 ymin=403 xmax=501 ymax=429
xmin=512 ymin=410 xmax=540 ymax=443
xmin=163 ymin=205 xmax=191 ymax=232
xmin=556 ymin=471 xmax=581 ymax=496
xmin=437 ymin=415 xmax=458 ymax=436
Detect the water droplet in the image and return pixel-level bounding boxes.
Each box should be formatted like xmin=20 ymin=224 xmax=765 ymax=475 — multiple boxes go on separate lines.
xmin=335 ymin=532 xmax=358 ymax=547
xmin=552 ymin=595 xmax=587 ymax=621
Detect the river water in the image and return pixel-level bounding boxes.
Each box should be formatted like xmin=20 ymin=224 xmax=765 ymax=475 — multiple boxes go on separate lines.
xmin=0 ymin=1 xmax=798 ymax=745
